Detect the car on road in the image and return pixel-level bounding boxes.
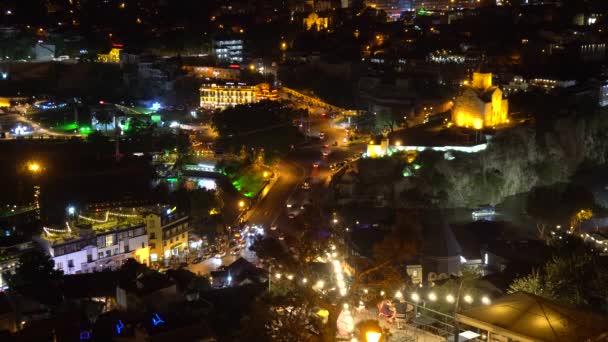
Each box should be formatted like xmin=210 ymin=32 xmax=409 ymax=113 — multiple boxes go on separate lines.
xmin=313 ymin=162 xmax=320 ymax=168
xmin=322 ymin=149 xmax=329 ymax=156
xmin=288 ymin=213 xmax=296 ymax=219
xmin=319 ymin=132 xmax=325 ymax=139
xmin=270 ymin=225 xmax=277 ymax=230
xmin=301 ymin=181 xmax=310 ymax=190
xmin=323 ymin=144 xmax=329 ymax=148
xmin=278 ymin=234 xmax=285 ymax=240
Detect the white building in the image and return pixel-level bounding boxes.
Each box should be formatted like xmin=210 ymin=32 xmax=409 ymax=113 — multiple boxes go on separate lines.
xmin=213 ymin=38 xmax=243 ymax=63
xmin=36 ymin=222 xmax=149 ymax=275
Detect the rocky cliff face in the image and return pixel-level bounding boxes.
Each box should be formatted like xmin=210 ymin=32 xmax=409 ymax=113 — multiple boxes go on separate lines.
xmin=400 ymin=110 xmax=608 ymax=208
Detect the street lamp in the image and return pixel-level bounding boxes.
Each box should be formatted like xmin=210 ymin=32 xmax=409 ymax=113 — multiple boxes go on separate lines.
xmin=446 ymin=294 xmax=455 ymax=303
xmin=481 ymin=296 xmax=491 ymax=305
xmin=238 ymin=200 xmax=245 ymax=209
xmin=464 ymin=295 xmax=473 ymax=304
xmin=27 ymin=162 xmax=41 ymax=173
xmin=365 ymin=331 xmax=382 ymax=342
xmin=428 ymin=292 xmax=437 ymax=301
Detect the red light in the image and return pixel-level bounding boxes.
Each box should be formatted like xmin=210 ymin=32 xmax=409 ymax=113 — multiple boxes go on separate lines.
xmin=112 ymin=43 xmax=124 ymax=48
xmin=229 ymin=64 xmax=240 ymax=69
xmin=99 ymin=100 xmax=105 ymax=104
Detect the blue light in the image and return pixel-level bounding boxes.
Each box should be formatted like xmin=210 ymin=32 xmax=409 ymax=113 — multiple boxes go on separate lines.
xmin=150 ymin=102 xmax=161 ymax=111
xmin=116 ymin=320 xmax=124 ymax=334
xmin=79 ymin=330 xmax=91 ymax=340
xmin=152 ymin=313 xmax=165 ymax=326
xmin=68 ymin=206 xmax=76 ymax=215
xmin=166 ymin=209 xmax=171 ymax=215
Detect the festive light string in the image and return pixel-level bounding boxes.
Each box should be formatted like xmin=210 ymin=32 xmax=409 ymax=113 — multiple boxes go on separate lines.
xmin=43 ymin=222 xmax=72 ymax=236
xmin=78 ymin=211 xmax=140 ymax=223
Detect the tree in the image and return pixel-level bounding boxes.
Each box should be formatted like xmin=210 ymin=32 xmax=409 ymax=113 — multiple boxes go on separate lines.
xmin=508 ymin=247 xmax=608 ymax=311
xmin=508 ymin=270 xmax=555 ymax=298
xmin=6 ymin=249 xmax=64 ymax=305
xmin=93 ymin=110 xmax=114 ymax=134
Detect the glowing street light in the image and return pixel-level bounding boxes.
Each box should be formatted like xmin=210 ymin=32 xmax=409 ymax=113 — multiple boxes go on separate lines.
xmin=27 ymin=162 xmax=41 ymax=173
xmin=481 ymin=296 xmax=491 ymax=305
xmin=446 ymin=294 xmax=455 ymax=303
xmin=428 ymin=292 xmax=437 ymax=301
xmin=238 ymin=200 xmax=245 ymax=209
xmin=464 ymin=295 xmax=473 ymax=304
xmin=411 ymin=293 xmax=420 ymax=302
xmin=366 ymin=331 xmax=382 ymax=342
xmin=302 ymin=278 xmax=307 ymax=284
xmin=380 ymin=290 xmax=385 ymax=296
xmin=395 ymin=291 xmax=402 ymax=299
xmin=316 ymin=280 xmax=324 ymax=289
xmin=275 ymin=273 xmax=282 ymax=279
xmin=287 ymin=274 xmax=294 ymax=280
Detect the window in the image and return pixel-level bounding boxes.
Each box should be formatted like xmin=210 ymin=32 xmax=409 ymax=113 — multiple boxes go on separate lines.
xmin=98 ymin=252 xmax=104 ymax=259
xmin=150 ymin=253 xmax=158 ymax=262
xmin=181 ymin=233 xmax=185 ymax=239
xmin=56 ymin=262 xmax=63 ymax=270
xmin=87 ymin=254 xmax=93 ymax=263
xmin=68 ymin=259 xmax=74 ymax=268
xmin=114 ymin=248 xmax=119 ymax=255
xmin=163 ymin=241 xmax=167 ymax=246
xmin=124 ymin=245 xmax=130 ymax=253
xmin=106 ymin=250 xmax=111 ymax=257
xmin=150 ymin=232 xmax=156 ymax=239
xmin=141 ymin=242 xmax=145 ymax=248
xmin=105 ymin=234 xmax=114 ymax=247
xmin=150 ymin=243 xmax=156 ymax=249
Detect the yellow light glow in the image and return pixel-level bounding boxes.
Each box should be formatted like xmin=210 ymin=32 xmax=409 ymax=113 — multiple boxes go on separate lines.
xmin=366 ymin=331 xmax=382 ymax=342
xmin=263 ymin=171 xmax=269 ymax=178
xmin=473 ymin=119 xmax=483 ymax=130
xmin=28 ymin=162 xmax=41 ymax=173
xmin=238 ymin=200 xmax=245 ymax=208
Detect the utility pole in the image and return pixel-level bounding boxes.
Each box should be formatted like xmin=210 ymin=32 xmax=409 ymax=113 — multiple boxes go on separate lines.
xmin=453 ymin=278 xmax=464 ymax=342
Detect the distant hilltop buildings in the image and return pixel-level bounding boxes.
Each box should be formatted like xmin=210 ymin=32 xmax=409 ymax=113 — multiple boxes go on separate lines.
xmin=452 ymin=71 xmax=509 ymax=129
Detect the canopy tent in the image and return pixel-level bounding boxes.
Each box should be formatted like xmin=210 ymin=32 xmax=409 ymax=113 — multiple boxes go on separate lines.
xmin=456 ymin=292 xmax=608 ymax=342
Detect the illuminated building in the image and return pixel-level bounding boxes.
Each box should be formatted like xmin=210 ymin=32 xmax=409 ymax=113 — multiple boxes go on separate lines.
xmin=199 ymin=82 xmax=277 ymax=110
xmin=303 ymin=12 xmax=329 ymax=31
xmin=366 ymin=0 xmax=412 ymax=19
xmin=35 ymin=215 xmax=150 ymax=275
xmin=97 ymin=46 xmax=122 ymax=63
xmin=213 ymin=38 xmax=243 ymax=63
xmin=451 ymin=71 xmax=509 ymax=129
xmin=600 ymin=83 xmax=608 ymax=107
xmin=145 ymin=210 xmax=190 ymax=264
xmin=412 ymin=0 xmax=482 ymax=10
xmin=181 ymin=65 xmax=240 ymax=80
xmin=367 ymin=136 xmax=390 ymax=158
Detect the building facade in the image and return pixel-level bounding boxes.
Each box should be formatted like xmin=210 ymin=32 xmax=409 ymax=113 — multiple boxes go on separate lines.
xmin=452 ymin=72 xmax=509 ymax=129
xmin=213 ymin=38 xmax=244 ymax=63
xmin=199 ymin=82 xmax=278 ymax=110
xmin=145 ymin=212 xmax=190 ymax=264
xmin=36 ymin=222 xmax=149 ymax=275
